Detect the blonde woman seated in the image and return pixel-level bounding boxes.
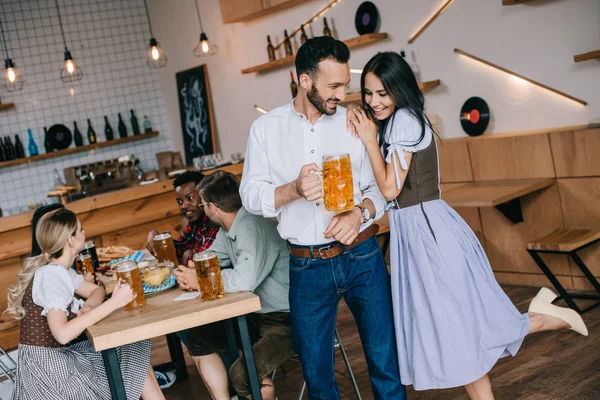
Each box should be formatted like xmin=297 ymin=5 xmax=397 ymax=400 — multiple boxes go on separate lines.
xmin=5 ymin=208 xmax=164 ymax=400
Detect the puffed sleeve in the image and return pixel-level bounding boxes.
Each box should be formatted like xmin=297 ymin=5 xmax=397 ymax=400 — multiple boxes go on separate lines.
xmin=68 ymin=267 xmax=84 ymax=291
xmin=32 ymin=264 xmax=82 ymax=316
xmin=384 ymin=109 xmax=433 ymax=189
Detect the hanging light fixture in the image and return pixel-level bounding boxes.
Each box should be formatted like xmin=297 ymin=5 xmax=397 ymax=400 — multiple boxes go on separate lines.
xmin=55 ymin=0 xmax=83 ymax=82
xmin=144 ymin=0 xmax=167 ymax=69
xmin=193 ymin=0 xmax=218 ymax=57
xmin=0 ymin=12 xmax=25 ymax=92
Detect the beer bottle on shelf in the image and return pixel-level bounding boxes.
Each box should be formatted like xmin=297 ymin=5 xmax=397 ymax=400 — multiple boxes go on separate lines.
xmin=266 ymin=35 xmax=276 ymax=62
xmin=283 ymin=30 xmax=293 ymax=57
xmin=73 ymin=121 xmax=83 ymax=147
xmin=117 ymin=113 xmax=128 ymax=138
xmin=104 ymin=116 xmax=114 ymax=141
xmin=14 ymin=134 xmax=25 ymax=158
xmin=0 ymin=137 xmax=5 ymax=162
xmin=290 ymin=71 xmax=298 ymax=98
xmin=323 ymin=17 xmax=332 ymax=37
xmin=27 ymin=129 xmax=39 ymax=156
xmin=87 ymin=119 xmax=97 ymax=144
xmin=300 ymin=25 xmax=308 ymax=44
xmin=143 ymin=116 xmax=152 ymax=133
xmin=44 ymin=127 xmax=53 ymax=153
xmin=130 ymin=109 xmax=140 ymax=135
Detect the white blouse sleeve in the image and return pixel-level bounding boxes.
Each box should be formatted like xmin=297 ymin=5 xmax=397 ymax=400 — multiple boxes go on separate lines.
xmin=68 ymin=268 xmax=84 ymax=290
xmin=384 ymin=109 xmax=433 ymax=189
xmin=32 ymin=264 xmax=83 ymax=316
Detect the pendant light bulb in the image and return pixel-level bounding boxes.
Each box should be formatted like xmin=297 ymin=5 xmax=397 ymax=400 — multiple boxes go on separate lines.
xmin=65 ymin=58 xmax=75 ymax=74
xmin=1 ymin=58 xmax=25 ymax=92
xmin=146 ymin=38 xmax=168 ymax=68
xmin=194 ymin=32 xmax=218 ymax=57
xmin=60 ymin=49 xmax=83 ymax=82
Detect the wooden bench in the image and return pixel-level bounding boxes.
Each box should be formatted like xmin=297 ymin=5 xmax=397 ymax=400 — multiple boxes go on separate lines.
xmin=526 ymin=229 xmax=600 ymax=314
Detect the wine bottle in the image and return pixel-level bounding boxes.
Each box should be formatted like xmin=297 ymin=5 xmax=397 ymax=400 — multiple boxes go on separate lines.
xmin=283 ymin=30 xmax=293 ymax=57
xmin=290 ymin=71 xmax=298 ymax=98
xmin=0 ymin=138 xmax=5 ymax=162
xmin=266 ymin=35 xmax=276 ymax=62
xmin=130 ymin=109 xmax=140 ymax=135
xmin=323 ymin=17 xmax=332 ymax=37
xmin=73 ymin=121 xmax=83 ymax=147
xmin=6 ymin=137 xmax=15 ymax=160
xmin=143 ymin=116 xmax=152 ymax=133
xmin=14 ymin=134 xmax=25 ymax=158
xmin=27 ymin=129 xmax=39 ymax=156
xmin=87 ymin=119 xmax=97 ymax=144
xmin=44 ymin=127 xmax=53 ymax=153
xmin=104 ymin=116 xmax=114 ymax=141
xmin=300 ymin=25 xmax=308 ymax=44
xmin=117 ymin=113 xmax=128 ymax=138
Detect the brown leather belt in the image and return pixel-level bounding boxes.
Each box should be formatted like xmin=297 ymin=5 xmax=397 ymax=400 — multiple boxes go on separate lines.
xmin=288 ymin=224 xmax=380 ymax=260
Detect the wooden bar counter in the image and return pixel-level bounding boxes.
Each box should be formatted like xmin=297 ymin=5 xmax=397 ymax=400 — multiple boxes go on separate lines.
xmin=0 ymin=163 xmax=243 ymax=349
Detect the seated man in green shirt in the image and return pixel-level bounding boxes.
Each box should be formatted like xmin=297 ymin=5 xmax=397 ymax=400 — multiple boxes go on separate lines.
xmin=174 ymin=171 xmax=294 ymax=400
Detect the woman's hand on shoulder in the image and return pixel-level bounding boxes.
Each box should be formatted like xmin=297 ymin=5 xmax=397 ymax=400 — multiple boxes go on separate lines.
xmin=349 ymin=107 xmax=378 ymax=147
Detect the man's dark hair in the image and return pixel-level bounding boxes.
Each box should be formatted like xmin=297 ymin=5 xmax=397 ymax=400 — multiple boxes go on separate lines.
xmin=198 ymin=171 xmax=242 ymax=213
xmin=295 ymin=36 xmax=350 ymax=80
xmin=173 ymin=171 xmax=204 ymax=189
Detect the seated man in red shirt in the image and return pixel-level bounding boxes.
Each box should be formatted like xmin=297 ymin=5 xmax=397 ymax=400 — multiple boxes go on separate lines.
xmin=146 ymin=171 xmax=219 ymax=264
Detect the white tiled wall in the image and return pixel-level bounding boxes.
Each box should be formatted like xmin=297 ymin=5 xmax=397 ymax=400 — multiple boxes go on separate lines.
xmin=0 ymin=0 xmax=173 ymax=216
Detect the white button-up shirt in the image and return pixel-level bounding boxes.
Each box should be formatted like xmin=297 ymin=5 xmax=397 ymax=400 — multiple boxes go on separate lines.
xmin=240 ymin=100 xmax=386 ymax=246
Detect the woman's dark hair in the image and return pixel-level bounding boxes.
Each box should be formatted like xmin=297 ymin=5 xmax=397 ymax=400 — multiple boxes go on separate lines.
xmin=296 ymin=36 xmax=350 ymax=80
xmin=361 ymin=52 xmax=433 ymax=149
xmin=31 ymin=203 xmax=64 ymax=257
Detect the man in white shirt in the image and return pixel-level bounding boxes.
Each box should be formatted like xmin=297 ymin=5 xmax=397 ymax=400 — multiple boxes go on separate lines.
xmin=240 ymin=37 xmax=406 ymax=399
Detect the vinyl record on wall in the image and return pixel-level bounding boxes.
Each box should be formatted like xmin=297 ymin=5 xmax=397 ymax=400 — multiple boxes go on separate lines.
xmin=460 ymin=97 xmax=490 ymax=137
xmin=355 ymin=1 xmax=380 ymax=35
xmin=47 ymin=124 xmax=73 ymax=150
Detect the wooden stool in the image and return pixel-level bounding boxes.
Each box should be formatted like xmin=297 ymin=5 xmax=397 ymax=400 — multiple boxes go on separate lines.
xmin=526 ymin=229 xmax=600 ymax=314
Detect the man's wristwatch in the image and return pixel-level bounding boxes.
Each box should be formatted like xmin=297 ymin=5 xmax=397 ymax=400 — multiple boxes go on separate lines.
xmin=355 ymin=204 xmax=370 ymax=223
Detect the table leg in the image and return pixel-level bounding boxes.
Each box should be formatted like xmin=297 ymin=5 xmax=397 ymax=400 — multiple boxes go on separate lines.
xmin=166 ymin=332 xmax=188 ymax=380
xmin=236 ymin=315 xmax=262 ymax=400
xmin=223 ymin=319 xmax=238 ymax=364
xmin=102 ymin=348 xmax=127 ymax=400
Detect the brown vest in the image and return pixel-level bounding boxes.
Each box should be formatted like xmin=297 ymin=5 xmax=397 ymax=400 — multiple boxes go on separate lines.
xmin=20 ymin=281 xmax=86 ymax=347
xmin=394 ymin=136 xmax=440 ymax=208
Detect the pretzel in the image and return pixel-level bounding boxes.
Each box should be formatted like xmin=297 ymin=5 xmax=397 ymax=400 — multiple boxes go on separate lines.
xmin=97 ymin=246 xmax=134 ymax=262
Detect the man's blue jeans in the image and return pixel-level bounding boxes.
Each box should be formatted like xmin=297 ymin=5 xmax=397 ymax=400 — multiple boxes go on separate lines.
xmin=289 ymin=237 xmax=406 ymax=399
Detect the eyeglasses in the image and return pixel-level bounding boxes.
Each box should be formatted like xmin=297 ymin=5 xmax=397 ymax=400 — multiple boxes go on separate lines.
xmin=199 ymin=202 xmax=208 ymax=208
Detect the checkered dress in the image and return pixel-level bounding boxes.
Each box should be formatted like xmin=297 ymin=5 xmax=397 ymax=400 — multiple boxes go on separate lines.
xmin=10 ymin=278 xmax=151 ymax=399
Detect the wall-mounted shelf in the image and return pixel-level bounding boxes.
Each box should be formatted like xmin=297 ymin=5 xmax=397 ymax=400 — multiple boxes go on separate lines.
xmin=0 ymin=103 xmax=15 ymax=111
xmin=340 ymin=79 xmax=441 ymax=106
xmin=0 ymin=131 xmax=159 ymax=170
xmin=574 ymin=50 xmax=600 ymax=63
xmin=502 ymin=0 xmax=535 ymax=5
xmin=241 ymin=33 xmax=389 ymax=75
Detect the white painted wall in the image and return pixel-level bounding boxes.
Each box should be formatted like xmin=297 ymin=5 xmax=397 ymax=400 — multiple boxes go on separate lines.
xmin=148 ymin=0 xmax=600 ymax=158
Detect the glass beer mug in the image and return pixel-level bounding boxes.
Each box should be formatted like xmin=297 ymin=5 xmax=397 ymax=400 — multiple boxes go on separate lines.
xmin=116 ymin=260 xmax=147 ymax=310
xmin=193 ymin=250 xmax=225 ymax=301
xmin=322 ymin=153 xmax=354 ymax=212
xmin=153 ymin=233 xmax=179 ymax=267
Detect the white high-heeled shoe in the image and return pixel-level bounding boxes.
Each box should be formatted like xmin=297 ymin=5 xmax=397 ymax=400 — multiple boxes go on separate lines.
xmin=528 ymin=287 xmax=588 ymax=336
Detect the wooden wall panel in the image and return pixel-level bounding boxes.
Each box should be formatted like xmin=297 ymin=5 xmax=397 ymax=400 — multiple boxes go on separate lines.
xmin=557 ymin=177 xmax=600 ymax=278
xmin=0 ymin=320 xmax=20 ymax=351
xmin=0 ymin=257 xmax=23 ymax=322
xmin=480 ymin=183 xmax=569 ymax=275
xmin=0 ymin=227 xmax=31 ymax=261
xmin=437 ymin=140 xmax=474 ymax=183
xmin=454 ymin=207 xmax=485 ymax=247
xmin=78 ymin=192 xmax=180 ymax=239
xmin=101 ymin=216 xmax=186 ymax=251
xmin=550 ymin=128 xmax=600 ymax=178
xmin=494 ymin=271 xmax=573 ymax=290
xmin=468 ymin=134 xmax=555 ymax=181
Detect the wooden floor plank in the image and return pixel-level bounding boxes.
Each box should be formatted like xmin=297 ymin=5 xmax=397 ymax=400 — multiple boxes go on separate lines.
xmin=153 ymin=286 xmax=599 ymax=399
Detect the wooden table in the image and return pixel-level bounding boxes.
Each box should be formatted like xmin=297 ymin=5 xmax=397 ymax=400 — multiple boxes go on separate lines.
xmin=440 ymin=178 xmax=555 ymax=223
xmin=86 ymin=290 xmax=263 ymax=399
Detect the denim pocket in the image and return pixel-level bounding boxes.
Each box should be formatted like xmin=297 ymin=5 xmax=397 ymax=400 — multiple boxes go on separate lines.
xmin=289 ymin=256 xmax=311 ymax=272
xmin=348 ymin=238 xmax=381 ymax=261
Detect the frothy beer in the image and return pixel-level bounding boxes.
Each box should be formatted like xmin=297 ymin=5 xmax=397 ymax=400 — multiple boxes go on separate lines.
xmin=193 ymin=250 xmax=225 ymax=301
xmin=322 ymin=153 xmax=354 ymax=212
xmin=116 ymin=260 xmax=146 ymax=310
xmin=153 ymin=233 xmax=179 ymax=267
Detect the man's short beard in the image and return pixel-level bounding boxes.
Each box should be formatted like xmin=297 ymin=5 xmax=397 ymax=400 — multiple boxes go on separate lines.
xmin=307 ymin=83 xmax=337 ymax=116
